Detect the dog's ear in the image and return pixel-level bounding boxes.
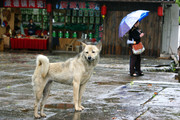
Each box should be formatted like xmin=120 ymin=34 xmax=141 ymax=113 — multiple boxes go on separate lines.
xmin=81 ymin=42 xmax=86 ymax=50
xmin=96 ymin=42 xmax=102 ymax=51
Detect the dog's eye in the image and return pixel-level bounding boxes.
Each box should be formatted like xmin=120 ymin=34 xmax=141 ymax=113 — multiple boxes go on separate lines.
xmin=86 ymin=52 xmax=88 ymax=54
xmin=92 ymin=51 xmax=95 ymax=53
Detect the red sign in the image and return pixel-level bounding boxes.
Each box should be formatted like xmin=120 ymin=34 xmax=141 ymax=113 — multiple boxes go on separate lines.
xmin=88 ymin=2 xmax=96 ymax=9
xmin=60 ymin=1 xmax=68 ymax=9
xmin=70 ymin=2 xmax=77 ymax=9
xmin=37 ymin=0 xmax=45 ymax=8
xmin=21 ymin=0 xmax=27 ymax=7
xmin=13 ymin=0 xmax=20 ymax=7
xmin=78 ymin=2 xmax=86 ymax=9
xmin=28 ymin=0 xmax=35 ymax=8
xmin=3 ymin=0 xmax=46 ymax=8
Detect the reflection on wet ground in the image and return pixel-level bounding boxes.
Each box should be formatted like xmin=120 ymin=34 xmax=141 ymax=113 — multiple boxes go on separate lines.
xmin=0 ymin=52 xmax=179 ymax=120
xmin=45 ymin=103 xmax=74 ymax=109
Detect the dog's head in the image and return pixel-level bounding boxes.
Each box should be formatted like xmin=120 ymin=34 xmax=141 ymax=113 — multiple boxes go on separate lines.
xmin=81 ymin=42 xmax=102 ymax=62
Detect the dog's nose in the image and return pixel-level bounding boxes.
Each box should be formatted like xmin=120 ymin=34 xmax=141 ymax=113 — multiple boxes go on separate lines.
xmin=88 ymin=56 xmax=91 ymax=60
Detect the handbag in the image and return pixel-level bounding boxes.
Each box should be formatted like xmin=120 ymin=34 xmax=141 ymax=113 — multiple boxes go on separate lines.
xmin=132 ymin=42 xmax=145 ymax=55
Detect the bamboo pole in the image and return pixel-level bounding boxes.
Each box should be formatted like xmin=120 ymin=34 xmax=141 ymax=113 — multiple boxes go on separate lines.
xmin=49 ymin=11 xmax=52 ymax=53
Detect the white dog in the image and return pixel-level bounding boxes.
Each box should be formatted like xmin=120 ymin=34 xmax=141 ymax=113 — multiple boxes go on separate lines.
xmin=32 ymin=42 xmax=102 ymax=118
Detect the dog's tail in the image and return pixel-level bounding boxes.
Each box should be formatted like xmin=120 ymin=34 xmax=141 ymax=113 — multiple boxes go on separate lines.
xmin=36 ymin=55 xmax=49 ymax=78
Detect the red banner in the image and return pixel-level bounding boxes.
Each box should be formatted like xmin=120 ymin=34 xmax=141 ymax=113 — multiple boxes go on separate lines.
xmin=3 ymin=0 xmax=46 ymax=8
xmin=60 ymin=1 xmax=68 ymax=9
xmin=88 ymin=2 xmax=96 ymax=9
xmin=78 ymin=2 xmax=86 ymax=9
xmin=69 ymin=2 xmax=77 ymax=9
xmin=21 ymin=0 xmax=27 ymax=7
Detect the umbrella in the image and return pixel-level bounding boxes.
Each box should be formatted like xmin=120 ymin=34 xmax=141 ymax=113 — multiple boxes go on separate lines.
xmin=119 ymin=10 xmax=149 ymax=38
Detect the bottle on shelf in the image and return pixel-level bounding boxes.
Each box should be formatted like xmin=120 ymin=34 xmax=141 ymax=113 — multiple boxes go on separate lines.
xmin=65 ymin=31 xmax=69 ymax=38
xmin=84 ymin=34 xmax=87 ymax=39
xmin=73 ymin=32 xmax=77 ymax=38
xmin=89 ymin=32 xmax=93 ymax=40
xmin=59 ymin=31 xmax=63 ymax=38
xmin=52 ymin=31 xmax=56 ymax=38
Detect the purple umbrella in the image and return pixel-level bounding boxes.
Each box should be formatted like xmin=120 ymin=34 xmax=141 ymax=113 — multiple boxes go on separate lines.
xmin=119 ymin=10 xmax=149 ymax=38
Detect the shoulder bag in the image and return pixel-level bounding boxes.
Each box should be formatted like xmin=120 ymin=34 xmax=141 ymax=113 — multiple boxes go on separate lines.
xmin=132 ymin=42 xmax=145 ymax=55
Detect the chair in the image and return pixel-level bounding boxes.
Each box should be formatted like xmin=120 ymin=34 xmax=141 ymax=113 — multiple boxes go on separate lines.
xmin=65 ymin=38 xmax=76 ymax=51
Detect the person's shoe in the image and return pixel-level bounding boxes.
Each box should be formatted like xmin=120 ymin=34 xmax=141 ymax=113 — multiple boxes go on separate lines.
xmin=130 ymin=73 xmax=138 ymax=77
xmin=139 ymin=72 xmax=144 ymax=76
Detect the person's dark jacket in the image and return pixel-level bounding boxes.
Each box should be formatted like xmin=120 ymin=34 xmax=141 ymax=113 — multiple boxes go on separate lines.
xmin=129 ymin=27 xmax=141 ymax=45
xmin=27 ymin=23 xmax=36 ymax=35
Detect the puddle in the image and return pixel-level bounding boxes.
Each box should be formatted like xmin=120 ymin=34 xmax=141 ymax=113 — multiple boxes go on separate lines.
xmin=20 ymin=108 xmax=29 ymax=112
xmin=128 ymin=90 xmax=142 ymax=93
xmin=94 ymin=81 xmax=129 ymax=85
xmin=104 ymin=98 xmax=120 ymax=103
xmin=45 ymin=103 xmax=74 ymax=109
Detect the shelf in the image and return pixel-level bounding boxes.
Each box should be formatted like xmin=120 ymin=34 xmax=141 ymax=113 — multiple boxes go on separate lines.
xmin=22 ymin=22 xmax=42 ymax=25
xmin=52 ymin=22 xmax=64 ymax=25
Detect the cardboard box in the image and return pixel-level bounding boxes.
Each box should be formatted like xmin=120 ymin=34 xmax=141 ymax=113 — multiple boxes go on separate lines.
xmin=0 ymin=40 xmax=4 ymax=51
xmin=3 ymin=37 xmax=10 ymax=48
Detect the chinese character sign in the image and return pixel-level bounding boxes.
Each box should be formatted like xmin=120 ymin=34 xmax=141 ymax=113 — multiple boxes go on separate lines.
xmin=78 ymin=2 xmax=86 ymax=9
xmin=88 ymin=2 xmax=96 ymax=10
xmin=59 ymin=1 xmax=68 ymax=9
xmin=37 ymin=0 xmax=44 ymax=8
xmin=70 ymin=2 xmax=77 ymax=9
xmin=3 ymin=0 xmax=46 ymax=8
xmin=21 ymin=0 xmax=27 ymax=7
xmin=4 ymin=0 xmax=12 ymax=7
xmin=28 ymin=0 xmax=35 ymax=8
xmin=13 ymin=0 xmax=20 ymax=7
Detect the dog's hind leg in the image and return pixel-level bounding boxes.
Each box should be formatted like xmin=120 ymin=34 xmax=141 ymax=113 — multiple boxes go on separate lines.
xmin=34 ymin=89 xmax=43 ymax=118
xmin=33 ymin=79 xmax=47 ymax=118
xmin=40 ymin=80 xmax=53 ymax=117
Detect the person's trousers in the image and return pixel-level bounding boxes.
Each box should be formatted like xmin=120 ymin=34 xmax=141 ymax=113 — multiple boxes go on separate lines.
xmin=130 ymin=53 xmax=141 ymax=75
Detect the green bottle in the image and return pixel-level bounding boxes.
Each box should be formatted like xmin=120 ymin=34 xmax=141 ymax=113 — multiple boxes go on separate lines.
xmin=53 ymin=31 xmax=56 ymax=38
xmin=73 ymin=32 xmax=77 ymax=38
xmin=89 ymin=32 xmax=93 ymax=39
xmin=65 ymin=31 xmax=69 ymax=38
xmin=58 ymin=31 xmax=63 ymax=38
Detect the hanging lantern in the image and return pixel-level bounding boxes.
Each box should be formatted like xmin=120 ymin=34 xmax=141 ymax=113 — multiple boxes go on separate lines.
xmin=158 ymin=6 xmax=163 ymax=16
xmin=47 ymin=4 xmax=52 ymax=13
xmin=101 ymin=5 xmax=107 ymax=19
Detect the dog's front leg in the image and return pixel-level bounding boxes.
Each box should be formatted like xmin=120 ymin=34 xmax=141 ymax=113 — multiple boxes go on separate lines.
xmin=73 ymin=80 xmax=82 ymax=111
xmin=78 ymin=83 xmax=86 ymax=110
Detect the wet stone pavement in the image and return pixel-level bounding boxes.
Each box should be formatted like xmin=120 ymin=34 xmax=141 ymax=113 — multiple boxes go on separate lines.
xmin=0 ymin=52 xmax=180 ymax=120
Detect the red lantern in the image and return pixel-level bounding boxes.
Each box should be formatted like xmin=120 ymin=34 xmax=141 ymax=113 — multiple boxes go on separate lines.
xmin=158 ymin=6 xmax=163 ymax=16
xmin=47 ymin=4 xmax=52 ymax=13
xmin=101 ymin=5 xmax=107 ymax=19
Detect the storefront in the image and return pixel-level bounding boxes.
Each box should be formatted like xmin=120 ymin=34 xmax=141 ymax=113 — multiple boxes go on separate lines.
xmin=0 ymin=0 xmax=48 ymax=50
xmin=0 ymin=0 xmax=104 ymax=52
xmin=51 ymin=1 xmax=104 ymax=52
xmin=1 ymin=0 xmax=176 ymax=57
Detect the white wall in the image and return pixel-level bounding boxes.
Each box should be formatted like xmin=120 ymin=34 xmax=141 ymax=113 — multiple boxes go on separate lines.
xmin=162 ymin=4 xmax=179 ymax=55
xmin=179 ymin=26 xmax=180 ymax=46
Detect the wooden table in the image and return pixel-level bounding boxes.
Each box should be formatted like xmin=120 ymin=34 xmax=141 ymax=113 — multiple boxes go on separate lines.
xmin=10 ymin=37 xmax=48 ymax=50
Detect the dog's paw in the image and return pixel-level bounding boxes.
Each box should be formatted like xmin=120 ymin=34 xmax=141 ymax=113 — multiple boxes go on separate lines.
xmin=34 ymin=114 xmax=41 ymax=119
xmin=75 ymin=107 xmax=82 ymax=111
xmin=79 ymin=105 xmax=85 ymax=110
xmin=40 ymin=113 xmax=46 ymax=118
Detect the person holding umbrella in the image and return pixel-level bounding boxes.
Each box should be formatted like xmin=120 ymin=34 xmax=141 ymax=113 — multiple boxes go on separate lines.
xmin=128 ymin=20 xmax=144 ymax=77
xmin=119 ymin=10 xmax=149 ymax=77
